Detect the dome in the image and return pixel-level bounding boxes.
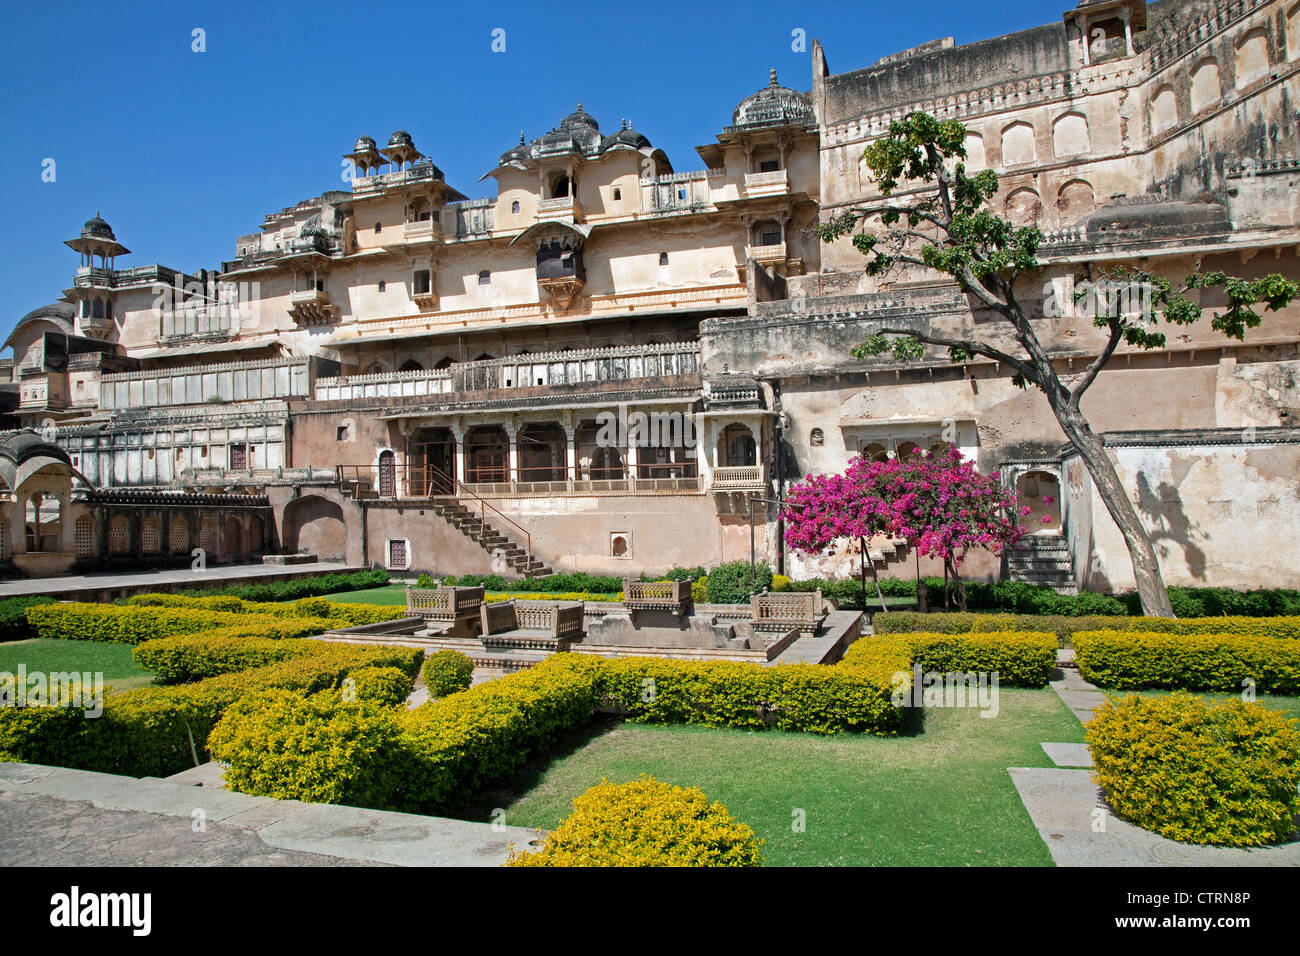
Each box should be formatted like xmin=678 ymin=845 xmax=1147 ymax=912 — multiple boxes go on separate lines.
xmin=0 ymin=430 xmax=72 ymax=468
xmin=388 ymin=129 xmax=415 ymax=148
xmin=499 ymin=131 xmax=529 ymax=166
xmin=601 ymin=119 xmax=651 ymax=151
xmin=730 ymin=69 xmax=815 ymax=129
xmin=559 ymin=104 xmax=599 ymax=132
xmin=81 ymin=214 xmax=116 ymax=241
xmin=353 ymin=135 xmax=378 ymax=153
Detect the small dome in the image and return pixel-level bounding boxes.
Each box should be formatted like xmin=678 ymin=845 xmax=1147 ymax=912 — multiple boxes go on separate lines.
xmin=388 ymin=129 xmax=415 ymax=148
xmin=82 ymin=214 xmax=116 ymax=241
xmin=730 ymin=69 xmax=815 ymax=129
xmin=499 ymin=131 xmax=529 ymax=166
xmin=602 ymin=119 xmax=651 ymax=151
xmin=353 ymin=135 xmax=378 ymax=153
xmin=0 ymin=430 xmax=72 ymax=468
xmin=559 ymin=103 xmax=599 ymax=131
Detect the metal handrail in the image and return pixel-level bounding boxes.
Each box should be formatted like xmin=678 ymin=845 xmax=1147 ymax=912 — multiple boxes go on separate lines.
xmin=335 ymin=462 xmax=532 ymax=558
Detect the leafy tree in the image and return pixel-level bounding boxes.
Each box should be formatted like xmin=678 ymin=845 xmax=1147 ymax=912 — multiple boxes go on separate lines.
xmin=818 ymin=112 xmax=1298 ymax=616
xmin=783 ymin=447 xmax=1022 ymax=611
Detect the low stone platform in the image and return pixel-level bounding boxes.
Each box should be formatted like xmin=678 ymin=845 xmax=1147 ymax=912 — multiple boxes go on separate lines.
xmin=0 ymin=761 xmax=541 ymax=867
xmin=0 ymin=561 xmax=363 ymax=602
xmin=1008 ymin=766 xmax=1300 ymax=866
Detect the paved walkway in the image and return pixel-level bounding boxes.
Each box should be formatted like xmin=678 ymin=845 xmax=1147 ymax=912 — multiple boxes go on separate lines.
xmin=1013 ymin=649 xmax=1300 ymax=865
xmin=0 ymin=561 xmax=360 ymax=600
xmin=0 ymin=762 xmax=542 ymax=867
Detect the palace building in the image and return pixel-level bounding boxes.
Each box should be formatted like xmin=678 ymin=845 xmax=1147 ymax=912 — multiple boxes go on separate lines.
xmin=4 ymin=0 xmax=1299 ymax=593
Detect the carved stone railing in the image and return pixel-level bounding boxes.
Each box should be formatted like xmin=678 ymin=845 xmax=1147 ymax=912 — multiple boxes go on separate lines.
xmin=751 ymin=589 xmax=827 ymax=635
xmin=314 ymin=368 xmax=453 ymax=402
xmin=481 ymin=599 xmax=585 ymax=639
xmin=623 ymin=579 xmax=692 ymax=614
xmin=406 ymin=585 xmax=485 ymax=622
xmin=743 ymin=169 xmax=790 ymax=197
xmin=710 ymin=465 xmax=765 ymax=492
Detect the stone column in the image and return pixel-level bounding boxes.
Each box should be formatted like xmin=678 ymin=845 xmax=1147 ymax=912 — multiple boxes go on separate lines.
xmin=504 ymin=420 xmax=519 ymax=492
xmin=564 ymin=421 xmax=576 ymax=491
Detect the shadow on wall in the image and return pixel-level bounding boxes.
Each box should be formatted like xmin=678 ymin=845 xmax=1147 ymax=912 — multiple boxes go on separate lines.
xmin=1134 ymin=472 xmax=1208 ymax=582
xmin=281 ymin=494 xmax=346 ymax=559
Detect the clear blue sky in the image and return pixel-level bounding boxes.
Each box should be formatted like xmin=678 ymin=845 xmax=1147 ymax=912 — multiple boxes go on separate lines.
xmin=0 ymin=0 xmax=1052 ymax=344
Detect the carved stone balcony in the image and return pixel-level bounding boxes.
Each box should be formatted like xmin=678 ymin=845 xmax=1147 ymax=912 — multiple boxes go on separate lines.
xmin=536 ymin=195 xmax=583 ymax=224
xmin=403 ymin=219 xmax=439 ymax=243
xmin=746 ymin=241 xmax=788 ymax=266
xmin=743 ymin=169 xmax=790 ymax=198
xmin=288 ymin=289 xmax=339 ymax=327
xmin=710 ymin=464 xmax=765 ymax=493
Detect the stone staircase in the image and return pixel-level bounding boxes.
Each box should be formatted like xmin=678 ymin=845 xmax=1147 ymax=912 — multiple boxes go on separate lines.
xmin=429 ymin=500 xmax=552 ymax=578
xmin=1007 ymin=533 xmax=1077 ymax=593
xmin=866 ymin=536 xmax=911 ymax=571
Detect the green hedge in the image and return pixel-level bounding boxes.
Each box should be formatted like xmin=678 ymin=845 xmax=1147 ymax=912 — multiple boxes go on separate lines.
xmin=704 ymin=561 xmax=773 ymax=604
xmin=0 ymin=640 xmax=423 ymax=778
xmin=1073 ymin=630 xmax=1300 ymax=695
xmin=343 ymin=666 xmax=415 ymax=708
xmin=444 ymin=571 xmax=624 ymax=594
xmin=133 ymin=634 xmax=314 ymax=684
xmin=874 ymin=611 xmax=1300 ymax=646
xmin=840 ymin=631 xmax=1057 ymax=687
xmin=0 ymin=596 xmax=56 ymax=642
xmin=1087 ymin=693 xmax=1300 ymax=846
xmin=26 ymin=604 xmax=333 ymax=644
xmin=1124 ymin=586 xmax=1300 ymax=618
xmin=422 ymin=650 xmax=473 ymax=697
xmin=172 ymin=569 xmax=391 ymax=603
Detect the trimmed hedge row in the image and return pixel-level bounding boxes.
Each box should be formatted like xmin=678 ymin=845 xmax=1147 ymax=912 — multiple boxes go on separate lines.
xmin=174 ymin=569 xmax=391 ymax=602
xmin=1087 ymin=693 xmax=1300 ymax=846
xmin=0 ymin=596 xmax=56 ymax=642
xmin=208 ymin=628 xmax=1059 ymax=814
xmin=874 ymin=611 xmax=1300 ymax=645
xmin=1073 ymin=630 xmax=1300 ymax=695
xmin=507 ymin=777 xmax=763 ymax=867
xmin=0 ymin=640 xmax=423 ymax=778
xmin=124 ymin=593 xmax=401 ymax=626
xmin=133 ymin=633 xmax=314 ymax=684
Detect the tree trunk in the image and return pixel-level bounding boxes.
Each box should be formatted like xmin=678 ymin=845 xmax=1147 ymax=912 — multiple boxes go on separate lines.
xmin=1050 ymin=400 xmax=1175 ymax=617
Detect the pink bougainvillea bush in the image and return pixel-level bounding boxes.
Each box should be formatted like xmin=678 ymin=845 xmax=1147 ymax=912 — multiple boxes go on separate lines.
xmin=782 ymin=447 xmax=1023 ymax=608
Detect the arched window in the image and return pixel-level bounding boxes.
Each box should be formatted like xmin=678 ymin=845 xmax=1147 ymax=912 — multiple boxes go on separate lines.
xmin=399 ymin=359 xmax=424 ymax=372
xmin=374 ymin=222 xmax=382 ymax=233
xmin=658 ymin=252 xmax=669 ymax=266
xmin=169 ymin=515 xmax=189 ymax=554
xmin=809 ymin=428 xmax=824 ymax=447
xmin=74 ymin=515 xmax=94 ymax=558
xmin=511 ymin=200 xmax=520 ymax=214
xmin=109 ymin=515 xmax=130 ymax=555
xmin=142 ymin=516 xmax=161 ymax=554
xmin=478 ymin=270 xmax=491 ymax=285
xmin=377 ymin=280 xmax=386 ymax=293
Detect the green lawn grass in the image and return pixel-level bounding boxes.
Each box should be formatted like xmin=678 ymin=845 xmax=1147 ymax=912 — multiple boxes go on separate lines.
xmin=0 ymin=639 xmax=156 ymax=693
xmin=475 ymin=686 xmax=1084 ymax=866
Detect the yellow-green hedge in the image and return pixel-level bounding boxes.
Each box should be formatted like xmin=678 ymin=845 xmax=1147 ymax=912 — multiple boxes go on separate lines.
xmin=122 ymin=593 xmax=400 ymax=627
xmin=133 ymin=633 xmax=315 ymax=684
xmin=1087 ymin=693 xmax=1300 ymax=846
xmin=507 ymin=776 xmax=763 ymax=867
xmin=874 ymin=611 xmax=1300 ymax=645
xmin=484 ymin=591 xmax=620 ymax=603
xmin=0 ymin=639 xmax=423 ymax=777
xmin=422 ymin=650 xmax=473 ymax=697
xmin=1073 ymin=630 xmax=1300 ymax=694
xmin=840 ymin=631 xmax=1057 ymax=687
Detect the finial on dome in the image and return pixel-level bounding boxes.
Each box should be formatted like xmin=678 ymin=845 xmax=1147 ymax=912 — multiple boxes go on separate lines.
xmin=769 ymin=68 xmax=778 ymax=87
xmin=621 ymin=118 xmax=627 ymax=130
xmin=519 ymin=130 xmax=526 ymax=144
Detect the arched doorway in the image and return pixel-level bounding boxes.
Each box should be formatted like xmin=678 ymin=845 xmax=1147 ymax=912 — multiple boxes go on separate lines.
xmin=377 ymin=449 xmax=396 ymax=497
xmin=223 ymin=516 xmax=244 ymax=559
xmin=718 ymin=423 xmax=757 ymax=467
xmin=281 ymin=495 xmax=346 ymax=556
xmin=1016 ymin=470 xmax=1062 ymax=533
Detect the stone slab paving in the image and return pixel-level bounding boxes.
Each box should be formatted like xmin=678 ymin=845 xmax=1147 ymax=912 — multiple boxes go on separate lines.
xmin=1051 ymin=667 xmax=1109 ymax=724
xmin=1040 ymin=742 xmax=1093 ymax=767
xmin=0 ymin=561 xmax=361 ymax=600
xmin=1008 ymin=767 xmax=1300 ymax=866
xmin=0 ymin=762 xmax=542 ymax=867
xmin=769 ymin=611 xmax=864 ymax=665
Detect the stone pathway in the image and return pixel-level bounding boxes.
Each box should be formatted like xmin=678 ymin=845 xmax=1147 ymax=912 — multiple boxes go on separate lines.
xmin=0 ymin=761 xmax=542 ymax=867
xmin=0 ymin=561 xmax=361 ymax=600
xmin=1011 ymin=648 xmax=1300 ymax=865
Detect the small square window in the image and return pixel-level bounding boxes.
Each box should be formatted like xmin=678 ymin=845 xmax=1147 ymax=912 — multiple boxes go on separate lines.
xmin=478 ymin=271 xmax=491 ymax=285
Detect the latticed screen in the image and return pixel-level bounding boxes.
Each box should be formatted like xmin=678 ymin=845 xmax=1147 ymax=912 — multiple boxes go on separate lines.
xmin=199 ymin=517 xmax=218 ymax=554
xmin=0 ymin=518 xmax=8 ymax=561
xmin=109 ymin=516 xmax=130 ymax=555
xmin=142 ymin=517 xmax=161 ymax=554
xmin=388 ymin=538 xmax=407 ymax=569
xmin=169 ymin=516 xmax=188 ymax=554
xmin=74 ymin=515 xmax=94 ymax=556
